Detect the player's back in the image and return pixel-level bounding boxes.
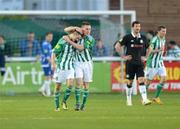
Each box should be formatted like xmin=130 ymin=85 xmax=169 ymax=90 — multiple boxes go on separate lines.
xmin=53 ymin=38 xmax=75 ymax=70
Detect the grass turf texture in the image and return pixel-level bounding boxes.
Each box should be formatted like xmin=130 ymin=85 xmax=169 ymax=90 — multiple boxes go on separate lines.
xmin=0 ymin=92 xmax=180 ymax=129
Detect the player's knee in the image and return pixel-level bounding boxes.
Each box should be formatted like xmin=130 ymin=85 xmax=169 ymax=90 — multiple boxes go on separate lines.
xmin=138 ymin=77 xmax=145 ymax=84
xmin=55 ymin=84 xmax=61 ymax=91
xmin=67 ymin=79 xmax=74 ymax=86
xmin=145 ymin=79 xmax=151 ymax=86
xmin=160 ymin=76 xmax=166 ymax=84
xmin=76 ymin=80 xmax=82 ymax=87
xmin=83 ymin=82 xmax=89 ymax=89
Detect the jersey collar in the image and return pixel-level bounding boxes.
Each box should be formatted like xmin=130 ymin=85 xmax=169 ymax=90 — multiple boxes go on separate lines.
xmin=131 ymin=32 xmax=141 ymax=38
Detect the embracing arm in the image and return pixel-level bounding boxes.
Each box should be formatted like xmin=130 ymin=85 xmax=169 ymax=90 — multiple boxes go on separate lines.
xmin=63 ymin=36 xmax=84 ymax=51
xmin=64 ymin=26 xmax=78 ymax=33
xmin=51 ymin=53 xmax=56 ymax=71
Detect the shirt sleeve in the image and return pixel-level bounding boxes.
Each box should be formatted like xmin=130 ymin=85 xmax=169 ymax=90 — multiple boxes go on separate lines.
xmin=119 ymin=35 xmax=128 ymax=46
xmin=84 ymin=36 xmax=96 ymax=49
xmin=52 ymin=39 xmax=64 ymax=55
xmin=149 ymin=38 xmax=156 ymax=49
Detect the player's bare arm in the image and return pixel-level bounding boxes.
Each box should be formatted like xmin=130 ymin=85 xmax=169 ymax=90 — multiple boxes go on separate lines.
xmin=64 ymin=26 xmax=78 ymax=33
xmin=51 ymin=53 xmax=56 ymax=72
xmin=115 ymin=42 xmax=132 ymax=61
xmin=63 ymin=35 xmax=84 ymax=51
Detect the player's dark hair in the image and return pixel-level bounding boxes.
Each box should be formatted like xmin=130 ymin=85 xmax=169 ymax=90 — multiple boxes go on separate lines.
xmin=132 ymin=21 xmax=140 ymax=27
xmin=82 ymin=21 xmax=91 ymax=26
xmin=157 ymin=25 xmax=166 ymax=31
xmin=45 ymin=31 xmax=53 ymax=36
xmin=28 ymin=31 xmax=34 ymax=34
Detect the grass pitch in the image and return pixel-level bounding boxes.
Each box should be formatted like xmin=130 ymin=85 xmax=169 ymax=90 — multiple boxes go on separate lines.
xmin=0 ymin=92 xmax=180 ymax=129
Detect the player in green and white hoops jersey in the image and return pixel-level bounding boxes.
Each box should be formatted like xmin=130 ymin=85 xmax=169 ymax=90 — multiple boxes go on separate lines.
xmin=52 ymin=28 xmax=82 ymax=111
xmin=64 ymin=22 xmax=96 ymax=110
xmin=145 ymin=26 xmax=167 ymax=105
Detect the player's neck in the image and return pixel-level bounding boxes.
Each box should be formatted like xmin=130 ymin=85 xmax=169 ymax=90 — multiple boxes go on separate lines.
xmin=157 ymin=35 xmax=164 ymax=40
xmin=132 ymin=32 xmax=140 ymax=38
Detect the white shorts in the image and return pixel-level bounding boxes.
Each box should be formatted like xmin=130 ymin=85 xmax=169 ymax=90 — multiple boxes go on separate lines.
xmin=145 ymin=67 xmax=166 ymax=80
xmin=53 ymin=69 xmax=74 ymax=84
xmin=74 ymin=61 xmax=93 ymax=82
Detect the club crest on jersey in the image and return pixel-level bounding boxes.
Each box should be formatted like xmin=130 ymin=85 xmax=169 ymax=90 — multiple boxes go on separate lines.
xmin=140 ymin=39 xmax=143 ymax=43
xmin=131 ymin=40 xmax=134 ymax=43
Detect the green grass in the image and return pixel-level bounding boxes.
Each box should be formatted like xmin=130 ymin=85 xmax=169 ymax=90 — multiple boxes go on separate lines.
xmin=0 ymin=92 xmax=180 ymax=129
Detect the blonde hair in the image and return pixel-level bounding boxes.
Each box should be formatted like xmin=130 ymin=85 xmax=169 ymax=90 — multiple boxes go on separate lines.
xmin=68 ymin=31 xmax=80 ymax=41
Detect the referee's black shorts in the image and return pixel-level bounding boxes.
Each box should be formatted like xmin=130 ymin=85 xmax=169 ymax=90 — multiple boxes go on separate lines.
xmin=125 ymin=61 xmax=144 ymax=80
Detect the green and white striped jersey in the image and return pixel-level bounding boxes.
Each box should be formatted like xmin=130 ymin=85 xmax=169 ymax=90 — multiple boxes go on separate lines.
xmin=146 ymin=36 xmax=166 ymax=68
xmin=52 ymin=38 xmax=75 ymax=70
xmin=75 ymin=35 xmax=96 ymax=62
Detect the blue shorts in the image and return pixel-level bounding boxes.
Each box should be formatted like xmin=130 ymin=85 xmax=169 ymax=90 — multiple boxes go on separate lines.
xmin=43 ymin=66 xmax=52 ymax=76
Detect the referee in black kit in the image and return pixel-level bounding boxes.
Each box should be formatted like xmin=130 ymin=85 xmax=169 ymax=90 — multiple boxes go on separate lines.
xmin=115 ymin=21 xmax=151 ymax=106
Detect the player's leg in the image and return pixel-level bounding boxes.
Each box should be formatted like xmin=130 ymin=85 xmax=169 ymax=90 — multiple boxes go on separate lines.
xmin=153 ymin=67 xmax=166 ymax=104
xmin=74 ymin=78 xmax=82 ymax=111
xmin=74 ymin=63 xmax=83 ymax=110
xmin=39 ymin=67 xmax=51 ymax=96
xmin=62 ymin=78 xmax=74 ymax=110
xmin=145 ymin=67 xmax=157 ymax=91
xmin=126 ymin=80 xmax=133 ymax=106
xmin=45 ymin=67 xmax=53 ymax=96
xmin=54 ymin=83 xmax=61 ymax=111
xmin=125 ymin=62 xmax=135 ymax=106
xmin=54 ymin=69 xmax=65 ymax=111
xmin=137 ymin=64 xmax=151 ymax=105
xmin=80 ymin=62 xmax=93 ymax=110
xmin=81 ymin=82 xmax=89 ymax=110
xmin=62 ymin=69 xmax=75 ymax=110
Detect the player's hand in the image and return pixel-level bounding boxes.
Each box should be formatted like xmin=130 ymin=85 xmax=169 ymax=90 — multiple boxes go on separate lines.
xmin=122 ymin=55 xmax=132 ymax=61
xmin=141 ymin=56 xmax=147 ymax=62
xmin=63 ymin=36 xmax=72 ymax=44
xmin=52 ymin=64 xmax=56 ymax=72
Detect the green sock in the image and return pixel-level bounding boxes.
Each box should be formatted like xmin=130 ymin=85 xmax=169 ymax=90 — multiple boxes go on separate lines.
xmin=54 ymin=91 xmax=60 ymax=109
xmin=75 ymin=87 xmax=81 ymax=105
xmin=155 ymin=83 xmax=163 ymax=98
xmin=82 ymin=89 xmax=89 ymax=106
xmin=63 ymin=87 xmax=72 ymax=102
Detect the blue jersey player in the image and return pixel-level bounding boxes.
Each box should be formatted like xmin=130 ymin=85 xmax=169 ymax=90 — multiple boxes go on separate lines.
xmin=39 ymin=32 xmax=53 ymax=96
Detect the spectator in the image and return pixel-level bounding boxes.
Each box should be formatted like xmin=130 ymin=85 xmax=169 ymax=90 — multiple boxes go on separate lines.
xmin=19 ymin=32 xmax=41 ymax=57
xmin=113 ymin=41 xmax=121 ymax=56
xmin=146 ymin=30 xmax=155 ymax=43
xmin=166 ymin=40 xmax=180 ymax=57
xmin=0 ymin=35 xmax=6 ymax=76
xmin=93 ymin=39 xmax=108 ymax=56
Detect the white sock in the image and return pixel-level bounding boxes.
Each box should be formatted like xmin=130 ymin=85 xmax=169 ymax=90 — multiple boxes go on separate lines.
xmin=139 ymin=85 xmax=147 ymax=102
xmin=126 ymin=87 xmax=132 ymax=104
xmin=45 ymin=80 xmax=51 ymax=96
